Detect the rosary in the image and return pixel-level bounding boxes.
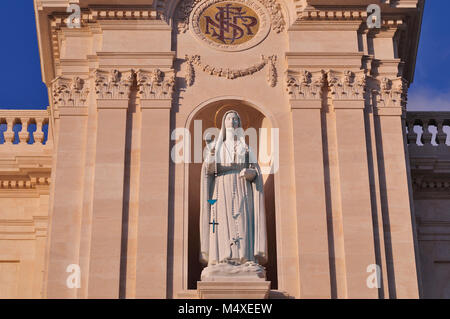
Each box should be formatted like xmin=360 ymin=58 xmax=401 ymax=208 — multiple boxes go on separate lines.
xmin=228 ymin=140 xmax=242 ymax=249
xmin=208 ymin=141 xmax=243 ymax=250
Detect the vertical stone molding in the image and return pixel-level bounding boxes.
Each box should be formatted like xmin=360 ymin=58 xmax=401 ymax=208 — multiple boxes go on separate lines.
xmin=87 ymin=68 xmax=134 ymax=298
xmin=46 ymin=75 xmax=89 ymax=298
xmin=326 ymin=69 xmax=378 ymax=298
xmin=373 ymin=76 xmax=420 ymax=298
xmin=286 ymin=69 xmax=331 ymax=298
xmin=134 ymin=68 xmax=174 ymax=298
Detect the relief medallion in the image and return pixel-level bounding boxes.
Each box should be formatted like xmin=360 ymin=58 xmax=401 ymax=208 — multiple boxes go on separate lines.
xmin=190 ymin=0 xmax=271 ymax=51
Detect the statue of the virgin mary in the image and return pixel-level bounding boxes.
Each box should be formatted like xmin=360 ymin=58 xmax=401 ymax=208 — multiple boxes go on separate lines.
xmin=199 ymin=110 xmax=267 ymax=277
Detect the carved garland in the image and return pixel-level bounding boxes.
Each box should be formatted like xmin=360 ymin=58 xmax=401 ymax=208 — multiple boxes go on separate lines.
xmin=177 ymin=0 xmax=202 ymax=33
xmin=185 ymin=55 xmax=277 ymax=87
xmin=259 ymin=0 xmax=285 ymax=33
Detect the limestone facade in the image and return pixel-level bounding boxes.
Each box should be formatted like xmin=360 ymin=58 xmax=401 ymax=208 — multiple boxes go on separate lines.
xmin=1 ymin=0 xmax=448 ymax=299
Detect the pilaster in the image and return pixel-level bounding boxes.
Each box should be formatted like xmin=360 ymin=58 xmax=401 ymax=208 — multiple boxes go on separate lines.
xmin=46 ymin=75 xmax=89 ymax=298
xmin=87 ymin=69 xmax=133 ymax=298
xmin=134 ymin=68 xmax=174 ymax=298
xmin=327 ymin=70 xmax=378 ymax=298
xmin=373 ymin=75 xmax=420 ymax=298
xmin=286 ymin=69 xmax=331 ymax=298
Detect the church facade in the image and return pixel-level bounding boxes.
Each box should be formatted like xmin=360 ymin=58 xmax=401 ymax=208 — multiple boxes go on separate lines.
xmin=0 ymin=0 xmax=448 ymax=299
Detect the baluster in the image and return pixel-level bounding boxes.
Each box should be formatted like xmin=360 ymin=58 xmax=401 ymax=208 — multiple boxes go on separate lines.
xmin=18 ymin=117 xmax=29 ymax=144
xmin=436 ymin=119 xmax=447 ymax=145
xmin=4 ymin=117 xmax=15 ymax=144
xmin=34 ymin=118 xmax=45 ymax=144
xmin=444 ymin=120 xmax=450 ymax=146
xmin=406 ymin=121 xmax=417 ymax=145
xmin=421 ymin=120 xmax=433 ymax=145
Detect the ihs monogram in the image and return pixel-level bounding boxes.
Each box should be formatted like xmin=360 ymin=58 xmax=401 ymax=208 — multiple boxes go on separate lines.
xmin=202 ymin=3 xmax=259 ymax=45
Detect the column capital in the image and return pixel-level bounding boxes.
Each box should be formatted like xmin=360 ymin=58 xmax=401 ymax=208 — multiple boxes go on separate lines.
xmin=136 ymin=69 xmax=175 ymax=101
xmin=94 ymin=69 xmax=134 ymax=101
xmin=327 ymin=70 xmax=367 ymax=102
xmin=286 ymin=69 xmax=325 ymax=103
xmin=374 ymin=76 xmax=408 ymax=116
xmin=52 ymin=76 xmax=90 ymax=113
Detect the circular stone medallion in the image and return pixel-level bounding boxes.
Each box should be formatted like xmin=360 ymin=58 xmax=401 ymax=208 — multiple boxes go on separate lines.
xmin=190 ymin=0 xmax=271 ymax=52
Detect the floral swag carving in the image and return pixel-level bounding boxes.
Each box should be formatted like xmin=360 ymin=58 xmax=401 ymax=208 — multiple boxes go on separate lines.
xmin=185 ymin=54 xmax=277 ymax=87
xmin=52 ymin=76 xmax=89 ymax=107
xmin=95 ymin=69 xmax=134 ymax=100
xmin=137 ymin=69 xmax=176 ymax=100
xmin=176 ymin=0 xmax=285 ymax=34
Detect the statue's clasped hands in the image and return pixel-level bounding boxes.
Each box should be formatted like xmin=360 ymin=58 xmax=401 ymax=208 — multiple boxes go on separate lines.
xmin=240 ymin=168 xmax=257 ymax=182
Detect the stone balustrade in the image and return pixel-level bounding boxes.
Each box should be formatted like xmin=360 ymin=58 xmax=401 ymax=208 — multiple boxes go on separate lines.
xmin=406 ymin=112 xmax=450 ymax=184
xmin=0 ymin=109 xmax=50 ymax=145
xmin=406 ymin=112 xmax=450 ymax=147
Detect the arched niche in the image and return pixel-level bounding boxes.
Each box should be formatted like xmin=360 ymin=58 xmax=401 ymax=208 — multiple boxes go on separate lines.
xmin=186 ymin=99 xmax=278 ymax=290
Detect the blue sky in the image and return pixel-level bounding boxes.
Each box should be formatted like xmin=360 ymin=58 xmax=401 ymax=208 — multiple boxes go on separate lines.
xmin=0 ymin=1 xmax=448 ymax=111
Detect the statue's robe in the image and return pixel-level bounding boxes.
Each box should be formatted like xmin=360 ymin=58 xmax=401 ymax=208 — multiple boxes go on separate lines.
xmin=200 ymin=140 xmax=267 ymax=266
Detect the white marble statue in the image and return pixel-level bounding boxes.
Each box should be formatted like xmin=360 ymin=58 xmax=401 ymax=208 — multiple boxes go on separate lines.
xmin=200 ymin=110 xmax=267 ymax=279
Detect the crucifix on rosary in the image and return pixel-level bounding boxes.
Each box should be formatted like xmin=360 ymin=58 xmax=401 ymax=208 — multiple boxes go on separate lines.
xmin=207 ymin=199 xmax=218 ymax=233
xmin=209 ymin=219 xmax=219 ymax=233
xmin=231 ymin=235 xmax=243 ymax=249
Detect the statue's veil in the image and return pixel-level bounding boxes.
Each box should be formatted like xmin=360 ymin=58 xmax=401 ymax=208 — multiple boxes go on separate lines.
xmin=214 ymin=110 xmax=247 ymax=164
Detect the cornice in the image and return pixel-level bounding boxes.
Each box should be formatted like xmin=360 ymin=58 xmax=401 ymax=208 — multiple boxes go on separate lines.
xmin=0 ymin=109 xmax=50 ymax=118
xmin=0 ymin=216 xmax=49 ymax=239
xmin=48 ymin=6 xmax=167 ymax=64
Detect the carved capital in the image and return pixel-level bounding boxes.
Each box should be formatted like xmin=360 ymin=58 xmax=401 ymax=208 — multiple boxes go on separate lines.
xmin=94 ymin=69 xmax=134 ymax=100
xmin=327 ymin=70 xmax=367 ymax=101
xmin=137 ymin=69 xmax=175 ymax=100
xmin=285 ymin=70 xmax=325 ymax=100
xmin=375 ymin=77 xmax=408 ymax=108
xmin=52 ymin=76 xmax=89 ymax=107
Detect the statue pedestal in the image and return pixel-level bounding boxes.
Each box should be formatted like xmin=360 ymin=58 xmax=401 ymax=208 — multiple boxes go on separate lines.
xmin=197 ymin=261 xmax=270 ymax=299
xmin=197 ymin=281 xmax=271 ymax=299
